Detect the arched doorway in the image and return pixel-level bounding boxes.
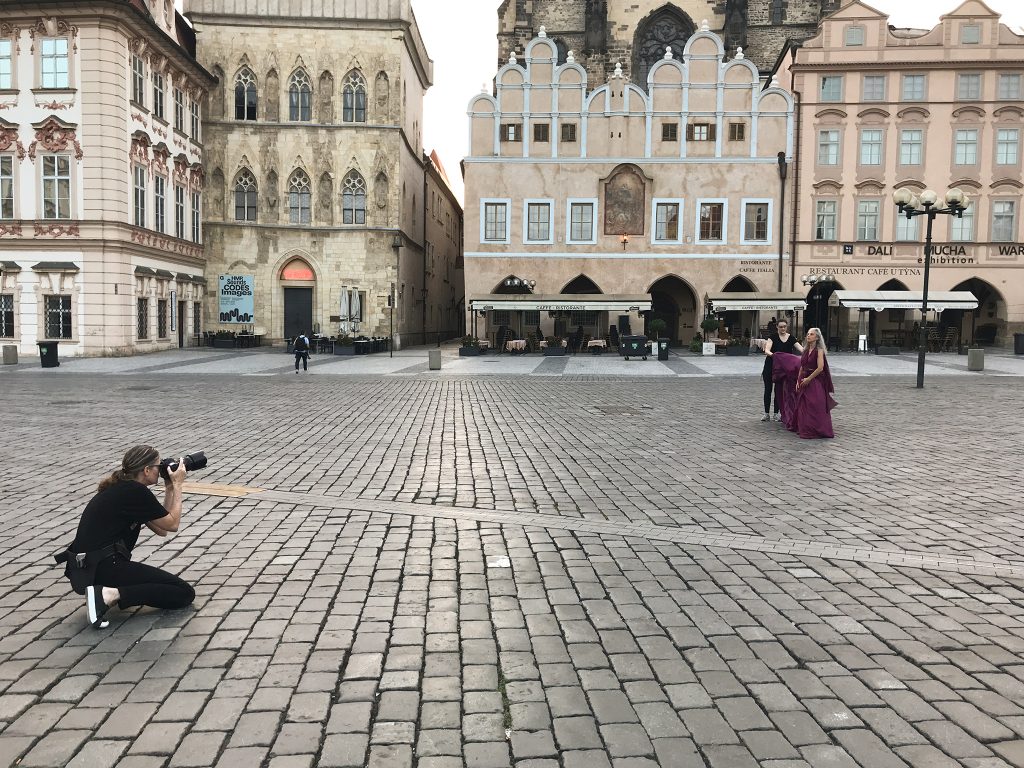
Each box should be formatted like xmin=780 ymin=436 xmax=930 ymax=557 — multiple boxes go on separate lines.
xmin=632 ymin=5 xmax=697 ymax=88
xmin=870 ymin=278 xmax=910 ymax=349
xmin=952 ymin=277 xmax=1006 ymax=346
xmin=281 ymin=257 xmax=315 ymax=339
xmin=559 ymin=274 xmax=602 ymax=340
xmin=648 ymin=275 xmax=698 ymax=344
xmin=720 ymin=276 xmax=757 ymax=341
xmin=490 ymin=275 xmax=533 ymax=342
xmin=804 ymin=278 xmax=844 ymax=347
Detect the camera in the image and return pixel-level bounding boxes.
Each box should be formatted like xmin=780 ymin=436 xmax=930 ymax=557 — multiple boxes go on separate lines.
xmin=159 ymin=452 xmax=208 ymax=481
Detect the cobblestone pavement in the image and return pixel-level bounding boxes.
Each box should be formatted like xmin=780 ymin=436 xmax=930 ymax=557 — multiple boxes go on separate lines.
xmin=1 ymin=370 xmax=1024 ymax=767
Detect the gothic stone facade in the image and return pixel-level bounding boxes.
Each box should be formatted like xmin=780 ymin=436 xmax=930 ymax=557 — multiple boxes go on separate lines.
xmin=187 ymin=0 xmax=434 ymax=345
xmin=497 ymin=0 xmax=840 ymax=86
xmin=0 ymin=2 xmax=213 ymax=358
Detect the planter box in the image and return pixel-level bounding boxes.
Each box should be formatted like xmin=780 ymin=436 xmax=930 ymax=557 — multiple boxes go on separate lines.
xmin=725 ymin=345 xmax=749 ymax=356
xmin=459 ymin=346 xmax=481 ymax=357
xmin=213 ymin=338 xmax=235 ymax=349
xmin=543 ymin=347 xmax=566 ymax=356
xmin=875 ymin=346 xmax=900 ymax=355
xmin=702 ymin=342 xmax=717 ymax=356
xmin=334 ymin=345 xmax=356 ymax=355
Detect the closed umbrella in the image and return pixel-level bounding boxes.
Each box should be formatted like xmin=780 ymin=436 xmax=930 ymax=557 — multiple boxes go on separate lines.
xmin=339 ymin=289 xmax=350 ymax=336
xmin=350 ymin=290 xmax=361 ymax=334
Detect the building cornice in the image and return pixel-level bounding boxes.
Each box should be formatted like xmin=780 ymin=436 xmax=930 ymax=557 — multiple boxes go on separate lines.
xmin=790 ymin=59 xmax=1024 ymax=72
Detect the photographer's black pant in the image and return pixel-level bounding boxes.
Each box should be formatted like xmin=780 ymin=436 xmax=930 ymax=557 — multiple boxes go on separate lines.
xmin=763 ymin=367 xmax=780 ymax=414
xmin=95 ymin=558 xmax=194 ymax=610
xmin=295 ymin=351 xmax=308 ymax=371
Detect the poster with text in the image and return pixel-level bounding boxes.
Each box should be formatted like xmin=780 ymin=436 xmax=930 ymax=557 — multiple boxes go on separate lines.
xmin=219 ymin=275 xmax=255 ymax=323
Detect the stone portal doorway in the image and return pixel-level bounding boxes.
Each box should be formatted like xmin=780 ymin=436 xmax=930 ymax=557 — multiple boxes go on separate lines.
xmin=648 ymin=276 xmax=697 ymax=344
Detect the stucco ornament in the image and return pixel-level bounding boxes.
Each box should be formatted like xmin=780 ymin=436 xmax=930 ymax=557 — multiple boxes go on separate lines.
xmin=0 ymin=122 xmax=26 ymax=160
xmin=736 ymin=47 xmax=745 ymax=60
xmin=603 ymin=165 xmax=646 ymax=236
xmin=664 ymin=46 xmax=673 ymax=60
xmin=375 ymin=71 xmax=389 ymax=109
xmin=29 ymin=117 xmax=83 ymax=160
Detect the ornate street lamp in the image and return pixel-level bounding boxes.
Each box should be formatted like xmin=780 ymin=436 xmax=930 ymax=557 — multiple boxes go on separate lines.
xmin=893 ymin=186 xmax=969 ymax=389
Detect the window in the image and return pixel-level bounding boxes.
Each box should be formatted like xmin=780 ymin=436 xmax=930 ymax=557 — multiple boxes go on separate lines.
xmin=0 ymin=294 xmax=13 ymax=338
xmin=0 ymin=156 xmax=12 ymax=219
xmin=42 ymin=155 xmax=71 ymax=220
xmin=501 ymin=124 xmax=522 ymax=142
xmin=901 ymin=74 xmax=926 ymax=101
xmin=342 ymin=70 xmax=366 ymax=122
xmin=533 ymin=124 xmax=549 ymax=142
xmin=687 ymin=123 xmax=714 ymax=141
xmin=728 ymin=123 xmax=745 ymax=141
xmin=174 ymin=185 xmax=185 ymax=238
xmin=895 ymin=213 xmax=919 ymax=241
xmin=132 ymin=55 xmax=146 ymax=105
xmin=899 ymin=129 xmax=922 ymax=165
xmin=0 ymin=40 xmax=12 ymax=89
xmin=342 ymin=171 xmax=366 ymax=225
xmin=483 ymin=201 xmax=508 ymax=242
xmin=191 ymin=192 xmax=201 ymax=242
xmin=698 ymin=201 xmax=725 ymax=241
xmin=561 ymin=123 xmax=577 ymax=142
xmin=288 ymin=69 xmax=312 ymax=121
xmin=743 ymin=201 xmax=770 ymax=242
xmin=234 ymin=68 xmax=257 ymax=121
xmin=997 ymin=129 xmax=1019 ymax=165
xmin=152 ymin=72 xmax=165 ymax=120
xmin=817 ymin=130 xmax=839 ymax=165
xmin=954 ymin=129 xmax=978 ymax=165
xmin=288 ymin=170 xmax=312 ymax=224
xmin=815 ymin=200 xmax=837 ymax=240
xmin=41 ymin=38 xmax=69 ymax=89
xmin=174 ymin=88 xmax=185 ymax=131
xmin=158 ymin=299 xmax=168 ymax=338
xmin=662 ymin=123 xmax=678 ymax=141
xmin=137 ymin=298 xmax=149 ymax=340
xmin=154 ymin=175 xmax=166 ymax=232
xmin=845 ymin=26 xmax=864 ymax=46
xmin=952 ymin=205 xmax=974 ymax=241
xmin=44 ymin=295 xmax=72 ymax=339
xmin=234 ymin=170 xmax=257 ymax=221
xmin=961 ymin=24 xmax=981 ymax=44
xmin=992 ymin=200 xmax=1016 ymax=241
xmin=133 ymin=165 xmax=146 ymax=227
xmin=190 ymin=100 xmax=201 ymax=139
xmin=860 ymin=129 xmax=883 ymax=165
xmin=856 ymin=200 xmax=880 ymax=241
xmin=525 ymin=201 xmax=552 ymax=242
xmin=820 ymin=75 xmax=842 ymax=102
xmin=568 ymin=201 xmax=594 ymax=243
xmin=998 ymin=74 xmax=1021 ymax=100
xmin=862 ymin=75 xmax=886 ymax=102
xmin=957 ymin=74 xmax=981 ymax=101
xmin=654 ymin=202 xmax=680 ymax=242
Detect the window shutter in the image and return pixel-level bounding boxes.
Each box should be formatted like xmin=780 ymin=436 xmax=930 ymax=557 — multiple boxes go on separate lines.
xmin=708 ymin=124 xmax=717 ymax=141
xmin=686 ymin=124 xmax=694 ymax=141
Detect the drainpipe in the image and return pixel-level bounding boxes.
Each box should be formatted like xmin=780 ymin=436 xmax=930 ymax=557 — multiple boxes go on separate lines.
xmin=423 ymin=160 xmax=429 ymax=346
xmin=777 ymin=152 xmax=787 ymax=293
xmin=789 ymin=52 xmax=802 ymax=294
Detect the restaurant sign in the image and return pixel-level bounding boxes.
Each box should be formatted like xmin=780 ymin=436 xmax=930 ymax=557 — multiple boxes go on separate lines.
xmin=218 ymin=274 xmax=255 ymax=323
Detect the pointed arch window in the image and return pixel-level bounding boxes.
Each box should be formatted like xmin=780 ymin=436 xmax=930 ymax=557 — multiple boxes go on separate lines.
xmin=288 ymin=169 xmax=311 ymax=224
xmin=632 ymin=8 xmax=696 ymax=88
xmin=234 ymin=67 xmax=257 ymax=121
xmin=343 ymin=70 xmax=367 ymax=123
xmin=342 ymin=171 xmax=366 ymax=224
xmin=289 ymin=69 xmax=312 ymax=121
xmin=234 ymin=170 xmax=258 ymax=221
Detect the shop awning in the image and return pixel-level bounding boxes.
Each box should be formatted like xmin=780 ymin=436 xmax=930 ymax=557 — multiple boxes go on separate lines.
xmin=469 ymin=294 xmax=652 ymax=312
xmin=706 ymin=292 xmax=807 ymax=312
xmin=829 ymin=290 xmax=978 ymax=312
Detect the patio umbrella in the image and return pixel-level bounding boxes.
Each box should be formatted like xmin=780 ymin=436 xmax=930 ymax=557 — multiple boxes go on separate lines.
xmin=350 ymin=290 xmax=361 ymax=334
xmin=340 ymin=289 xmax=349 ymax=336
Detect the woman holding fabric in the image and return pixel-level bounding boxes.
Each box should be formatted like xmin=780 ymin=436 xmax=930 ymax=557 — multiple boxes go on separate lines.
xmin=761 ymin=318 xmax=802 ymax=422
xmin=789 ymin=327 xmax=837 ymax=439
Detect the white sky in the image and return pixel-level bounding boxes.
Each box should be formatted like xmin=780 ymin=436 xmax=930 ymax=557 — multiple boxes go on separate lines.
xmin=179 ymin=0 xmax=1024 ymax=204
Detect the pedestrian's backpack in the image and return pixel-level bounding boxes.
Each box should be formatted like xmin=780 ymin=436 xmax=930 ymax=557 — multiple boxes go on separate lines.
xmin=294 ymin=335 xmax=309 ymax=351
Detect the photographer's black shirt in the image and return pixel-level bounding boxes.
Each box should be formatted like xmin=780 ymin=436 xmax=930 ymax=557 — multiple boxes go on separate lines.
xmin=73 ymin=481 xmax=167 ymax=553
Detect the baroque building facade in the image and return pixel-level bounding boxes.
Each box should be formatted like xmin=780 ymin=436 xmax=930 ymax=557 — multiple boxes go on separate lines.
xmin=464 ymin=27 xmax=794 ymax=345
xmin=497 ymin=0 xmax=840 ymax=85
xmin=0 ymin=1 xmax=213 ymax=358
xmin=777 ymin=0 xmax=1024 ymax=348
xmin=187 ymin=0 xmax=448 ymax=346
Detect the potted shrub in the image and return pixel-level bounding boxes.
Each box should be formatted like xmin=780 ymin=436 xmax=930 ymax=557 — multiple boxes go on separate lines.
xmin=648 ymin=318 xmax=667 ymax=340
xmin=725 ymin=337 xmax=749 ymax=356
xmin=213 ymin=330 xmax=236 ymax=349
xmin=700 ymin=316 xmax=720 ymax=341
xmin=543 ymin=336 xmax=566 ymax=356
xmin=459 ymin=335 xmax=482 ymax=357
xmin=334 ymin=335 xmax=356 ymax=355
xmin=689 ymin=334 xmax=703 ymax=354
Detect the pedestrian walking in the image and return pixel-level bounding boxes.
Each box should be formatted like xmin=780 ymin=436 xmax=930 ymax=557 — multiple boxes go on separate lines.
xmin=789 ymin=327 xmax=837 ymax=439
xmin=294 ymin=331 xmax=310 ymax=373
xmin=761 ymin=318 xmax=802 ymax=422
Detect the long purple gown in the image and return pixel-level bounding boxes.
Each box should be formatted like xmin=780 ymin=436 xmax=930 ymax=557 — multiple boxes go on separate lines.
xmin=788 ymin=347 xmax=836 ymax=439
xmin=770 ymin=352 xmax=801 ymax=428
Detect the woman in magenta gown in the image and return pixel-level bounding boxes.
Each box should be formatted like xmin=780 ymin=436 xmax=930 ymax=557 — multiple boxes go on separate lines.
xmin=788 ymin=327 xmax=836 ymax=438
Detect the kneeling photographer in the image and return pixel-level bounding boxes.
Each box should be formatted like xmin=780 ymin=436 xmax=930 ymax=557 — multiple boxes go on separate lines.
xmin=56 ymin=445 xmax=203 ymax=628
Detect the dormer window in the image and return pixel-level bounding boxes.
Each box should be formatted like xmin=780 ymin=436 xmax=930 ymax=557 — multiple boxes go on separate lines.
xmin=845 ymin=26 xmax=864 ymax=47
xmin=961 ymin=24 xmax=981 ymax=44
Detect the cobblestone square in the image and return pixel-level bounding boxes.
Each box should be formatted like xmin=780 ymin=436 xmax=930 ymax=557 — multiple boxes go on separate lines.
xmin=1 ymin=355 xmax=1023 ymax=767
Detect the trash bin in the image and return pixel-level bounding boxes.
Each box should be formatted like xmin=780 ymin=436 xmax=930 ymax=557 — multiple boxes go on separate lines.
xmin=1015 ymin=333 xmax=1024 ymax=355
xmin=2 ymin=345 xmax=16 ymax=365
xmin=620 ymin=335 xmax=648 ymax=360
xmin=37 ymin=341 xmax=60 ymax=368
xmin=657 ymin=338 xmax=669 ymax=361
xmin=968 ymin=347 xmax=984 ymax=372
xmin=428 ymin=349 xmax=441 ymax=370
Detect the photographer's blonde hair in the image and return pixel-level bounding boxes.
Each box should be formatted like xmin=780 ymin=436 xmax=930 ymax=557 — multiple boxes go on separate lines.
xmin=98 ymin=445 xmax=158 ymax=492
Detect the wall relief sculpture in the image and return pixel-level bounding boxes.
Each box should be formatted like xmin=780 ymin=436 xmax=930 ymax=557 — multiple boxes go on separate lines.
xmin=318 ymin=71 xmax=334 ymax=122
xmin=29 ymin=116 xmax=83 ymax=160
xmin=319 ymin=172 xmax=334 ymax=224
xmin=375 ymin=71 xmax=390 ymax=121
xmin=211 ymin=66 xmax=225 ymax=119
xmin=265 ymin=69 xmax=280 ymax=121
xmin=210 ymin=167 xmax=224 ymax=218
xmin=374 ymin=171 xmax=388 ymax=212
xmin=265 ymin=169 xmax=279 ymax=218
xmin=603 ymin=165 xmax=646 ymax=236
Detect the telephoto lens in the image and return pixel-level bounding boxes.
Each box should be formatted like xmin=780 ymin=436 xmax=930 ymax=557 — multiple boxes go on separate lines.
xmin=159 ymin=452 xmax=208 ymax=481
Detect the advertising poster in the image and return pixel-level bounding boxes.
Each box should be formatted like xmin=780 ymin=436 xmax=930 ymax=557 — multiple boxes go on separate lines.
xmin=218 ymin=275 xmax=255 ymax=323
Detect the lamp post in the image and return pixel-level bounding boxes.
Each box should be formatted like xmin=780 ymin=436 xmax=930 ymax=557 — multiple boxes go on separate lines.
xmin=391 ymin=234 xmax=402 ymax=357
xmin=800 ymin=273 xmax=835 ymax=337
xmin=893 ymin=186 xmax=969 ymax=389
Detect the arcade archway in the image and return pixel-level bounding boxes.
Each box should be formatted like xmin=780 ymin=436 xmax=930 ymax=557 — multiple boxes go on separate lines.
xmin=648 ymin=275 xmax=698 ymax=344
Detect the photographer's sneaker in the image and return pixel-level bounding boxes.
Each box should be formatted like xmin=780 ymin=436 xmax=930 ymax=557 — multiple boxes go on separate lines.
xmin=86 ymin=585 xmax=110 ymax=629
xmin=760 ymin=413 xmax=771 ymax=422
xmin=773 ymin=413 xmax=783 ymax=422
